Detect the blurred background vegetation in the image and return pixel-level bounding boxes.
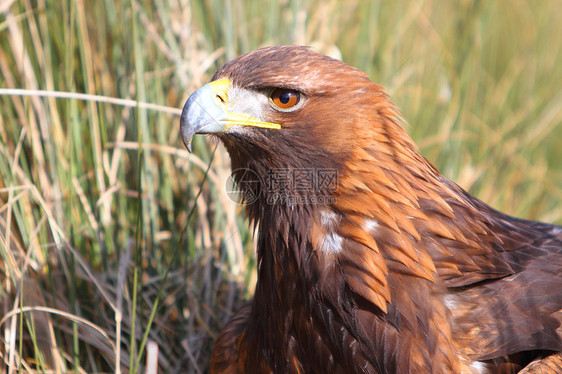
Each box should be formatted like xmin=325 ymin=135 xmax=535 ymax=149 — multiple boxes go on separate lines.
xmin=0 ymin=0 xmax=561 ymax=372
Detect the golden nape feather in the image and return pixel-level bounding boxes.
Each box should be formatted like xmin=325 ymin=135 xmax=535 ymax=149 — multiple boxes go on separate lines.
xmin=180 ymin=46 xmax=562 ymax=373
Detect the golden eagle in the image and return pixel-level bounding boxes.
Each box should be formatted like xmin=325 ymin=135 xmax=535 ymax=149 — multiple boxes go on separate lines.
xmin=180 ymin=46 xmax=562 ymax=373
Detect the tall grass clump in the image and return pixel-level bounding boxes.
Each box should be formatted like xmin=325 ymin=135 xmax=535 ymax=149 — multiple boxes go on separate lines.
xmin=0 ymin=0 xmax=561 ymax=372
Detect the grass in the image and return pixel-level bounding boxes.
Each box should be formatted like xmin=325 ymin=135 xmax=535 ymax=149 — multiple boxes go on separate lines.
xmin=0 ymin=0 xmax=561 ymax=372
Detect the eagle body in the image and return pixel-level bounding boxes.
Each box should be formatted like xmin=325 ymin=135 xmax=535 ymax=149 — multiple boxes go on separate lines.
xmin=180 ymin=46 xmax=562 ymax=373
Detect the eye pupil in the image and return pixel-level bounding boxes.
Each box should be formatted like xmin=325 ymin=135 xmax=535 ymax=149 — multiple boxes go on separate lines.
xmin=270 ymin=88 xmax=301 ymax=110
xmin=279 ymin=92 xmax=291 ymax=104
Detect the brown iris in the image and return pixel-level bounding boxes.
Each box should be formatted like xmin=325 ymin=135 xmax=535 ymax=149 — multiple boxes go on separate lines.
xmin=269 ymin=88 xmax=301 ymax=110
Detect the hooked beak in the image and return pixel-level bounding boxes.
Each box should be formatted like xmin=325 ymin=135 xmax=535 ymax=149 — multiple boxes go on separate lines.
xmin=180 ymin=78 xmax=281 ymax=152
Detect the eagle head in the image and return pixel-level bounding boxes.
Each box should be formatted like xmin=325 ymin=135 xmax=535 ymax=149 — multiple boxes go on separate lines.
xmin=180 ymin=45 xmax=422 ymax=214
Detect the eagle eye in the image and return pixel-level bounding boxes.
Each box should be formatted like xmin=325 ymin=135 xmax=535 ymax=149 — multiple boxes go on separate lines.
xmin=269 ymin=88 xmax=301 ymax=111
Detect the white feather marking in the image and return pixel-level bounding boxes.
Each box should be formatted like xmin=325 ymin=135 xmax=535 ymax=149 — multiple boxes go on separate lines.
xmin=320 ymin=232 xmax=344 ymax=254
xmin=319 ymin=210 xmax=343 ymax=254
xmin=443 ymin=294 xmax=458 ymax=311
xmin=469 ymin=361 xmax=487 ymax=374
xmin=364 ymin=218 xmax=380 ymax=232
xmin=320 ymin=210 xmax=339 ymax=228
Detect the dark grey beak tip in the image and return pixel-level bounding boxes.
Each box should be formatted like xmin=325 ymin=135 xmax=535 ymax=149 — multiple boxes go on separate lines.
xmin=180 ymin=99 xmax=194 ymax=153
xmin=180 ymin=84 xmax=225 ymax=154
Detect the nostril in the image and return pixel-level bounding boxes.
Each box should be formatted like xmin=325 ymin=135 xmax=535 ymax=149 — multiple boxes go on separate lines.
xmin=215 ymin=93 xmax=226 ymax=105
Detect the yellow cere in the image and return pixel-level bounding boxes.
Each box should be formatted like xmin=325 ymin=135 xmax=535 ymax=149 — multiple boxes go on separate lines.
xmin=209 ymin=78 xmax=231 ymax=108
xmin=209 ymin=78 xmax=282 ymax=131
